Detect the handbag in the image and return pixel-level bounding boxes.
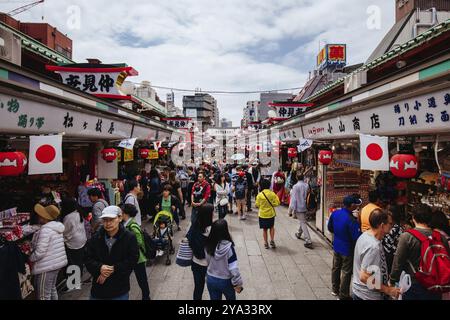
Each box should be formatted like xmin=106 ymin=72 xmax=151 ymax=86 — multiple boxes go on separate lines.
xmin=219 ymin=198 xmax=229 ymax=206
xmin=176 ymin=237 xmax=193 ymax=267
xmin=262 ymin=191 xmax=276 ymax=216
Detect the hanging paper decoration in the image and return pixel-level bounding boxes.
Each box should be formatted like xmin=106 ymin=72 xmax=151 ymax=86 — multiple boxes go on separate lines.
xmin=101 ymin=148 xmax=117 ymax=162
xmin=318 ymin=150 xmax=333 ymax=165
xmin=389 ymin=154 xmax=418 ymax=178
xmin=0 ymin=152 xmax=27 ymax=176
xmin=139 ymin=148 xmax=150 ymax=159
xmin=287 ymin=147 xmax=298 ymax=158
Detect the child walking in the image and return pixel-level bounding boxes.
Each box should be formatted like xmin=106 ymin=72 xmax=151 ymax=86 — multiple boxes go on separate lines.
xmin=255 ymin=179 xmax=280 ymax=249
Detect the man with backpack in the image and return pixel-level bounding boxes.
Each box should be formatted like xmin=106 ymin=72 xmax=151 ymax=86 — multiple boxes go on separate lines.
xmin=233 ymin=171 xmax=248 ymax=220
xmin=176 ymin=165 xmax=190 ymax=209
xmin=120 ymin=203 xmax=150 ymax=300
xmin=88 ymin=188 xmax=109 ymax=233
xmin=291 ymin=174 xmax=313 ymax=249
xmin=389 ymin=204 xmax=450 ymax=300
xmin=124 ymin=180 xmax=142 ymax=226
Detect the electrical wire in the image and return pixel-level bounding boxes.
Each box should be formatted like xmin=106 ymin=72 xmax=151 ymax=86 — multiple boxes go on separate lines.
xmin=126 ymin=80 xmax=304 ymax=95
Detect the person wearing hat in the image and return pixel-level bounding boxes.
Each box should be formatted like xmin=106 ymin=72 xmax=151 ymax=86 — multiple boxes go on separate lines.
xmin=30 ymin=204 xmax=68 ymax=300
xmin=249 ymin=161 xmax=261 ymax=200
xmin=85 ymin=206 xmax=139 ymax=300
xmin=327 ymin=195 xmax=362 ymax=300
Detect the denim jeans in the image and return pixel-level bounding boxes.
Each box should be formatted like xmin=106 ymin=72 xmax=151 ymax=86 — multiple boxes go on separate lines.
xmin=191 ymin=262 xmax=207 ymax=300
xmin=206 ymin=275 xmax=236 ymax=300
xmin=218 ymin=205 xmax=228 ymax=219
xmin=90 ymin=292 xmax=129 ymax=300
xmin=134 ymin=262 xmax=150 ymax=300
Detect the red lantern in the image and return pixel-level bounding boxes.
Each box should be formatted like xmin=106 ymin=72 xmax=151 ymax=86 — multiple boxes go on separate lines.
xmin=0 ymin=152 xmax=27 ymax=176
xmin=139 ymin=148 xmax=150 ymax=159
xmin=318 ymin=150 xmax=333 ymax=165
xmin=101 ymin=148 xmax=117 ymax=162
xmin=390 ymin=154 xmax=418 ymax=178
xmin=158 ymin=148 xmax=167 ymax=156
xmin=288 ymin=147 xmax=297 ymax=158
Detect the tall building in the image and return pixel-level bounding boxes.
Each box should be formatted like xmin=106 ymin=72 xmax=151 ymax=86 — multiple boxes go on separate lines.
xmin=183 ymin=93 xmax=217 ymax=130
xmin=212 ymin=99 xmax=220 ymax=127
xmin=259 ymin=93 xmax=294 ymax=121
xmin=166 ymin=92 xmax=183 ymax=117
xmin=0 ymin=13 xmax=72 ymax=59
xmin=220 ymin=118 xmax=232 ymax=128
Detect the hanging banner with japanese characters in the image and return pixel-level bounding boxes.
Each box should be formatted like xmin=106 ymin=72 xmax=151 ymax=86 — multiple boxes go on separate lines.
xmin=302 ymin=89 xmax=450 ymax=139
xmin=148 ymin=150 xmax=159 ymax=160
xmin=123 ymin=149 xmax=134 ymax=162
xmin=162 ymin=118 xmax=192 ymax=130
xmin=118 ymin=138 xmax=137 ymax=150
xmin=0 ymin=93 xmax=132 ymax=139
xmin=268 ymin=102 xmax=315 ymax=121
xmin=46 ymin=65 xmax=139 ymax=99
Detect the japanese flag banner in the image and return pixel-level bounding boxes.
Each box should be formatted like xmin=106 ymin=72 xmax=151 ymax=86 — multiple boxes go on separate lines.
xmin=29 ymin=135 xmax=63 ymax=175
xmin=359 ymin=134 xmax=389 ymax=171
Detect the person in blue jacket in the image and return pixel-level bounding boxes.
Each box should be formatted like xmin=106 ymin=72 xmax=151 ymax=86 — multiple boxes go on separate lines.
xmin=327 ymin=195 xmax=362 ymax=300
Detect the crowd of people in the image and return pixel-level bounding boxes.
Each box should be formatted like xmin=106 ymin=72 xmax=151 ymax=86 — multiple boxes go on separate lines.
xmin=328 ymin=191 xmax=450 ymax=301
xmin=8 ymin=160 xmax=449 ymax=301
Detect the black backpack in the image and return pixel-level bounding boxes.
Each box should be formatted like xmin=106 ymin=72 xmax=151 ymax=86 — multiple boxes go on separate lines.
xmin=129 ymin=222 xmax=155 ymax=260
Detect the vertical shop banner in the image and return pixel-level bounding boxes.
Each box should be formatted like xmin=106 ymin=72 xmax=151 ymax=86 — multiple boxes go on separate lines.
xmin=117 ymin=150 xmax=122 ymax=162
xmin=124 ymin=149 xmax=134 ymax=162
xmin=359 ymin=134 xmax=389 ymax=171
xmin=148 ymin=150 xmax=159 ymax=160
xmin=28 ymin=135 xmax=63 ymax=175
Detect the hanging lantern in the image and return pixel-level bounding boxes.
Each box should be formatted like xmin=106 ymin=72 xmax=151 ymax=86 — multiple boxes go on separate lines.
xmin=288 ymin=147 xmax=298 ymax=158
xmin=0 ymin=152 xmax=27 ymax=176
xmin=158 ymin=147 xmax=168 ymax=156
xmin=139 ymin=148 xmax=150 ymax=159
xmin=101 ymin=148 xmax=117 ymax=162
xmin=390 ymin=154 xmax=418 ymax=178
xmin=318 ymin=150 xmax=333 ymax=165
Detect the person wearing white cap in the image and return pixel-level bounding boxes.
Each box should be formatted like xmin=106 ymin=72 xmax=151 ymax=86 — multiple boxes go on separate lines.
xmin=85 ymin=205 xmax=139 ymax=300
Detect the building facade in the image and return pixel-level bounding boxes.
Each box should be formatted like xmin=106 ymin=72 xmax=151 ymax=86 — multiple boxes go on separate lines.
xmin=183 ymin=93 xmax=217 ymax=130
xmin=220 ymin=118 xmax=233 ymax=128
xmin=259 ymin=93 xmax=294 ymax=121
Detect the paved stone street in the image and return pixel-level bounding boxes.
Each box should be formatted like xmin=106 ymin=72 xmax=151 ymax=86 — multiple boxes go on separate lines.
xmin=61 ymin=203 xmax=336 ymax=300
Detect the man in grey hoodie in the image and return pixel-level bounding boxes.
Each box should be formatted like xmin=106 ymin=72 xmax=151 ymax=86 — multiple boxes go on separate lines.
xmin=205 ymin=220 xmax=243 ymax=300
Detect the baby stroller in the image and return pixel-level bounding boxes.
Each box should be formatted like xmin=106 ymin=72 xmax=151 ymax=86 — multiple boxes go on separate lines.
xmin=151 ymin=211 xmax=175 ymax=265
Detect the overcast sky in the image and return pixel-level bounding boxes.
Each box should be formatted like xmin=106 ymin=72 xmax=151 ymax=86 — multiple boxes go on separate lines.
xmin=2 ymin=0 xmax=395 ymax=125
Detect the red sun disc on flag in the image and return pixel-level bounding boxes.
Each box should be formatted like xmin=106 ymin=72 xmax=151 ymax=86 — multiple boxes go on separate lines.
xmin=366 ymin=143 xmax=383 ymax=161
xmin=36 ymin=144 xmax=56 ymax=164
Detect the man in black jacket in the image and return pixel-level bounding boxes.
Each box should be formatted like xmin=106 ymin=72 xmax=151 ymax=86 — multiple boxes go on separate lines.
xmin=243 ymin=165 xmax=254 ymax=212
xmin=85 ymin=206 xmax=139 ymax=300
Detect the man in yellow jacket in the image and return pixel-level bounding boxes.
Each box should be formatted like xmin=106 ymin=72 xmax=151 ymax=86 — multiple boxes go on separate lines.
xmin=255 ymin=179 xmax=280 ymax=249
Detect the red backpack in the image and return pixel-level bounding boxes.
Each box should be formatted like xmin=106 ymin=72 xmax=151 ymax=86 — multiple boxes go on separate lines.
xmin=407 ymin=229 xmax=450 ymax=293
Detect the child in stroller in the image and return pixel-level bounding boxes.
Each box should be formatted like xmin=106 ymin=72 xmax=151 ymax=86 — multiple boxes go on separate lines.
xmin=151 ymin=210 xmax=175 ymax=265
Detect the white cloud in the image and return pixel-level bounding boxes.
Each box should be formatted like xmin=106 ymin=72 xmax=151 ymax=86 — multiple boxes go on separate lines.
xmin=2 ymin=0 xmax=395 ymax=124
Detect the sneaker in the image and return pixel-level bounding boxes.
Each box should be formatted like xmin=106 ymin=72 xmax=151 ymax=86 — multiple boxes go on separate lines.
xmin=242 ymin=215 xmax=247 ymax=220
xmin=264 ymin=242 xmax=269 ymax=249
xmin=270 ymin=240 xmax=276 ymax=248
xmin=289 ymin=213 xmax=292 ymax=217
xmin=293 ymin=215 xmax=298 ymax=219
xmin=156 ymin=250 xmax=164 ymax=257
xmin=331 ymin=291 xmax=338 ymax=297
xmin=295 ymin=232 xmax=303 ymax=240
xmin=304 ymin=242 xmax=313 ymax=249
xmin=177 ymin=226 xmax=181 ymax=231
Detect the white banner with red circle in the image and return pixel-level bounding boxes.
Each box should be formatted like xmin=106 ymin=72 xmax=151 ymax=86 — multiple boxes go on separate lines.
xmin=359 ymin=134 xmax=389 ymax=171
xmin=28 ymin=135 xmax=63 ymax=175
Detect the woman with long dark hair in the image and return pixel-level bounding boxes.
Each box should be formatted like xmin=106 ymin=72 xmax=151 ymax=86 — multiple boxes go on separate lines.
xmin=215 ymin=173 xmax=230 ymax=219
xmin=205 ymin=219 xmax=243 ymax=300
xmin=61 ymin=197 xmax=87 ymax=276
xmin=186 ymin=203 xmax=214 ymax=300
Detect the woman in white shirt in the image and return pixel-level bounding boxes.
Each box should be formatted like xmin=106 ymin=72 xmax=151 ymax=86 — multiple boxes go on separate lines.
xmin=61 ymin=197 xmax=87 ymax=276
xmin=215 ymin=173 xmax=230 ymax=219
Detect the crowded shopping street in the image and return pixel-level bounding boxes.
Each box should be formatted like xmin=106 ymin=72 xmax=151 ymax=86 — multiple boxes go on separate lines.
xmin=0 ymin=0 xmax=450 ymax=305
